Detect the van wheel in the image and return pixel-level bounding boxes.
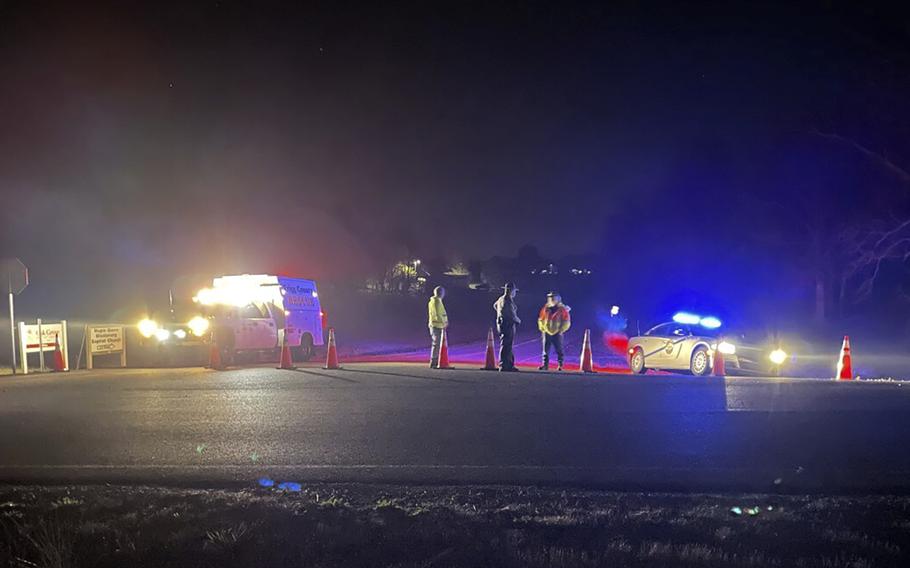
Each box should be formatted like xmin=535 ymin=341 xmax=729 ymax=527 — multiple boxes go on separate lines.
xmin=294 ymin=333 xmax=315 ymax=361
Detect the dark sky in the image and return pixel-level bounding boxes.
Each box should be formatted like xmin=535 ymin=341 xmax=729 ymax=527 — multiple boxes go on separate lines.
xmin=2 ymin=1 xmax=909 ymax=317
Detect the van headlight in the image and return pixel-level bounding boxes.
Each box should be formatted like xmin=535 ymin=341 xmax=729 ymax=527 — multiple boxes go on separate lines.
xmin=188 ymin=316 xmax=210 ymax=337
xmin=717 ymin=341 xmax=736 ymax=355
xmin=138 ymin=318 xmax=158 ymax=338
xmin=153 ymin=328 xmax=171 ymax=342
xmin=769 ymin=349 xmax=788 ymax=365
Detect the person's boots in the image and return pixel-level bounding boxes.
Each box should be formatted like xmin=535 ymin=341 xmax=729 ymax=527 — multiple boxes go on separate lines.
xmin=557 ymin=358 xmax=564 ymax=371
xmin=538 ymin=355 xmax=549 ymax=371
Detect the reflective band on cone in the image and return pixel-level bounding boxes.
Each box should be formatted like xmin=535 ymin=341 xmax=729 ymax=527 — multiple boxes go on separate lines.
xmin=481 ymin=328 xmax=497 ymax=370
xmin=579 ymin=329 xmax=595 ymax=373
xmin=324 ymin=328 xmax=340 ymax=369
xmin=713 ymin=345 xmax=725 ymax=377
xmin=277 ymin=330 xmax=296 ymax=370
xmin=52 ymin=333 xmax=66 ymax=372
xmin=437 ymin=328 xmax=452 ymax=369
xmin=836 ymin=335 xmax=853 ymax=380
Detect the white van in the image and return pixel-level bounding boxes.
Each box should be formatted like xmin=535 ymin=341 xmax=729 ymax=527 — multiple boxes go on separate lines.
xmin=195 ymin=274 xmax=326 ymax=360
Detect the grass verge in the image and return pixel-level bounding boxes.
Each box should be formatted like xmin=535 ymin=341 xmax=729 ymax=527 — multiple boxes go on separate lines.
xmin=1 ymin=484 xmax=908 ymax=567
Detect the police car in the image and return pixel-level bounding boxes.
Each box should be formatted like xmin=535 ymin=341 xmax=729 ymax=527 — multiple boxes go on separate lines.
xmin=627 ymin=312 xmax=788 ymax=376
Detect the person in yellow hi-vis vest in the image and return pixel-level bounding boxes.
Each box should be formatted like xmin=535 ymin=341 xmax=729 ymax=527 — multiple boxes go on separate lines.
xmin=428 ymin=286 xmax=448 ymax=368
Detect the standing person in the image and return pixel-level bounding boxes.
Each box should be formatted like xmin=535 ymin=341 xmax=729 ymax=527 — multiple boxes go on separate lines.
xmin=537 ymin=292 xmax=571 ymax=371
xmin=428 ymin=286 xmax=448 ymax=368
xmin=493 ymin=282 xmax=521 ymax=371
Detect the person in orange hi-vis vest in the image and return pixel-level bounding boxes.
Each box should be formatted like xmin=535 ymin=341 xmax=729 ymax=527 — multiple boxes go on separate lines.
xmin=537 ymin=292 xmax=571 ymax=371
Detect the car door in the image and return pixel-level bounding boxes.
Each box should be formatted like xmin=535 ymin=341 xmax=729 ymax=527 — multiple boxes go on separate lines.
xmin=236 ymin=303 xmax=278 ymax=350
xmin=640 ymin=324 xmax=674 ymax=367
xmin=662 ymin=324 xmax=693 ymax=369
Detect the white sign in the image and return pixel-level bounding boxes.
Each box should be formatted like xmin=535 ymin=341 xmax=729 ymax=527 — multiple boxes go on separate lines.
xmin=89 ymin=326 xmax=124 ymax=354
xmin=85 ymin=324 xmax=127 ymax=369
xmin=22 ymin=322 xmax=64 ymax=353
xmin=18 ymin=319 xmax=68 ymax=374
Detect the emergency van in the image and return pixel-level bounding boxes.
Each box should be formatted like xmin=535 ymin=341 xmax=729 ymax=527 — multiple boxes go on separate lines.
xmin=194 ymin=274 xmax=326 ymax=361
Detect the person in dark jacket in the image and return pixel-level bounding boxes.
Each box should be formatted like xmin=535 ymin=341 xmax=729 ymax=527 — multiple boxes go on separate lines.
xmin=493 ymin=282 xmax=521 ymax=371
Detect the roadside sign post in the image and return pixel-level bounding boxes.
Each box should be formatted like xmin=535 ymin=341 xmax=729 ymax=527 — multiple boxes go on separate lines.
xmin=7 ymin=292 xmax=14 ymax=373
xmin=1 ymin=258 xmax=28 ymax=375
xmin=37 ymin=318 xmax=44 ymax=372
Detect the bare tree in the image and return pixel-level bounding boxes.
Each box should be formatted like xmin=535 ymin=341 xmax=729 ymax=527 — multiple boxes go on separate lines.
xmin=839 ymin=217 xmax=910 ymax=303
xmin=815 ymin=130 xmax=910 ymax=309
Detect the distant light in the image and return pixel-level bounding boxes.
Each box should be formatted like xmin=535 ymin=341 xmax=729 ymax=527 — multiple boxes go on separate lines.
xmin=154 ymin=328 xmax=171 ymax=341
xmin=311 ymin=291 xmax=318 ymax=298
xmin=672 ymin=312 xmax=701 ymax=325
xmin=188 ymin=316 xmax=210 ymax=337
xmin=717 ymin=341 xmax=736 ymax=355
xmin=769 ymin=349 xmax=788 ymax=365
xmin=138 ymin=318 xmax=158 ymax=338
xmin=610 ymin=305 xmax=620 ymax=316
xmin=700 ymin=316 xmax=722 ymax=329
xmin=173 ymin=329 xmax=187 ymax=339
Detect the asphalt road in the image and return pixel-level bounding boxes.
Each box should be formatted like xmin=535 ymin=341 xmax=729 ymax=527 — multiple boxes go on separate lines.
xmin=1 ymin=363 xmax=910 ymax=493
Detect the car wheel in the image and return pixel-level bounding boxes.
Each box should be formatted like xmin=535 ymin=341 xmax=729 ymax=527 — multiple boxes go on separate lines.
xmin=630 ymin=347 xmax=647 ymax=374
xmin=690 ymin=346 xmax=710 ymax=376
xmin=293 ymin=333 xmax=315 ymax=361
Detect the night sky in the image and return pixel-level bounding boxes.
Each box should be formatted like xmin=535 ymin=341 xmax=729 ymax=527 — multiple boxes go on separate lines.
xmin=2 ymin=1 xmax=909 ymax=318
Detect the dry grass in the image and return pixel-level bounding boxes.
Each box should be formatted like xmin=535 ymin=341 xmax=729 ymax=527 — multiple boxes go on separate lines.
xmin=0 ymin=485 xmax=907 ymax=567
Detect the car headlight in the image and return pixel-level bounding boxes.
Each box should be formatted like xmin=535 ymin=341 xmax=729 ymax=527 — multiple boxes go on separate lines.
xmin=769 ymin=349 xmax=788 ymax=365
xmin=153 ymin=328 xmax=171 ymax=341
xmin=173 ymin=329 xmax=187 ymax=339
xmin=138 ymin=318 xmax=158 ymax=338
xmin=188 ymin=316 xmax=210 ymax=337
xmin=717 ymin=341 xmax=736 ymax=355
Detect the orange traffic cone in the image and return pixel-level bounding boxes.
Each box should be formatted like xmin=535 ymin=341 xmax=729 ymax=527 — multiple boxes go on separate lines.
xmin=579 ymin=329 xmax=595 ymax=373
xmin=324 ymin=328 xmax=340 ymax=369
xmin=713 ymin=342 xmax=726 ymax=377
xmin=481 ymin=328 xmax=497 ymax=370
xmin=52 ymin=333 xmax=66 ymax=372
xmin=836 ymin=335 xmax=853 ymax=380
xmin=277 ymin=330 xmax=296 ymax=370
xmin=437 ymin=328 xmax=452 ymax=369
xmin=208 ymin=342 xmax=225 ymax=370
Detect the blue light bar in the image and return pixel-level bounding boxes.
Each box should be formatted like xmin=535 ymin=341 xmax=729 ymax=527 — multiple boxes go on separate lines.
xmin=672 ymin=312 xmax=701 ymax=325
xmin=699 ymin=316 xmax=722 ymax=329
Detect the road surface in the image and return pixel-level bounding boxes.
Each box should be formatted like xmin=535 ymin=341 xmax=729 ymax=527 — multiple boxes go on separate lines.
xmin=1 ymin=364 xmax=909 ymax=493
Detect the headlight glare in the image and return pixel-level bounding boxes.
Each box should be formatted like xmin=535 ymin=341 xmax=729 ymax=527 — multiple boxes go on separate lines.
xmin=717 ymin=341 xmax=736 ymax=355
xmin=769 ymin=349 xmax=788 ymax=365
xmin=188 ymin=316 xmax=210 ymax=337
xmin=154 ymin=328 xmax=171 ymax=341
xmin=138 ymin=318 xmax=158 ymax=338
